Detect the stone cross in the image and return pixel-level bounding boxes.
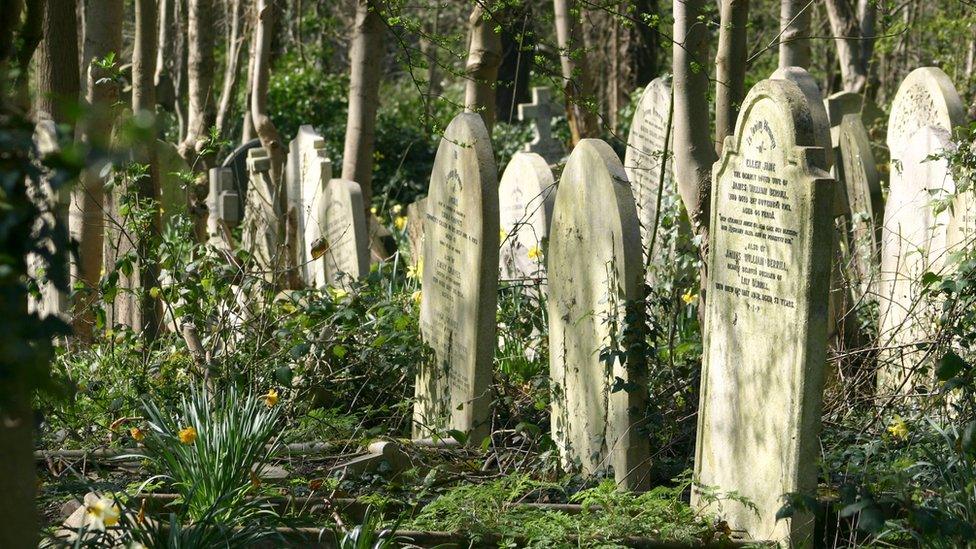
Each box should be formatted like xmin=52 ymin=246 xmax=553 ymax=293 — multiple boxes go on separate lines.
xmin=518 ymin=87 xmax=564 ymax=165
xmin=414 ymin=112 xmax=500 ymax=444
xmin=547 ymin=138 xmax=651 ymax=492
xmin=693 ymin=79 xmax=834 ymax=544
xmin=498 ymin=152 xmax=555 ymax=286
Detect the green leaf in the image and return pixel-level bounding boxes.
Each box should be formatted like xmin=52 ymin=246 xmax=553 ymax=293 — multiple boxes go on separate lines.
xmin=332 ymin=345 xmax=347 ymax=359
xmin=274 ymin=366 xmax=294 ymax=387
xmin=937 ymin=351 xmax=967 ymax=381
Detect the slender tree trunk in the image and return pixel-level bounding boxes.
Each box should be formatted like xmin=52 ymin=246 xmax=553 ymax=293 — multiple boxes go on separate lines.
xmin=35 ymin=0 xmax=80 ymax=122
xmin=714 ymin=0 xmax=748 ymax=156
xmin=215 ymin=0 xmax=247 ymax=138
xmin=824 ymin=0 xmax=866 ymax=92
xmin=73 ymin=0 xmax=122 ymax=338
xmin=553 ymin=0 xmax=599 ymax=143
xmin=154 ymin=0 xmax=175 ymax=110
xmin=463 ymin=4 xmax=503 ymax=132
xmin=494 ymin=5 xmax=531 ymax=125
xmin=778 ymin=0 xmax=811 ymax=69
xmin=631 ymin=0 xmax=659 ymax=87
xmin=180 ymin=0 xmax=215 ymax=164
xmin=341 ymin=0 xmax=384 ymax=213
xmin=419 ymin=8 xmax=441 ymax=131
xmin=241 ymin=13 xmax=257 ymax=144
xmin=857 ymin=0 xmax=875 ymax=77
xmin=173 ymin=0 xmax=189 ymax=141
xmin=673 ymin=0 xmax=717 ymax=264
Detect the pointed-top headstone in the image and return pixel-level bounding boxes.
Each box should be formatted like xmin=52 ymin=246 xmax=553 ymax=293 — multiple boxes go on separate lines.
xmin=518 ymin=87 xmax=564 ymax=165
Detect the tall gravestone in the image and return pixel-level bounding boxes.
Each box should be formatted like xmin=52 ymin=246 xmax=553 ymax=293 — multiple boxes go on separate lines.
xmin=838 ymin=114 xmax=883 ymax=293
xmin=413 ymin=113 xmax=499 ymax=443
xmin=878 ymin=67 xmax=965 ymax=393
xmin=518 ymin=87 xmax=564 ymax=165
xmin=548 ymin=139 xmax=650 ymax=491
xmin=290 ymin=126 xmax=335 ymax=287
xmin=693 ymin=79 xmax=834 ymax=543
xmin=623 ymin=77 xmax=686 ymax=283
xmin=242 ymin=147 xmax=280 ymax=280
xmin=320 ymin=178 xmax=370 ymax=285
xmin=498 ymin=152 xmax=555 ymax=284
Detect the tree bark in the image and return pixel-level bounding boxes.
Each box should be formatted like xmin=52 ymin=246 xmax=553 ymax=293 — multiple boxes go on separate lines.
xmin=824 ymin=0 xmax=866 ymax=92
xmin=241 ymin=12 xmax=257 ymax=144
xmin=34 ymin=0 xmax=80 ymax=123
xmin=553 ymin=0 xmax=599 ymax=143
xmin=463 ymin=4 xmax=503 ymax=132
xmin=180 ymin=0 xmax=215 ymax=165
xmin=215 ymin=0 xmax=248 ymax=139
xmin=778 ymin=0 xmax=811 ymax=69
xmin=673 ymin=0 xmax=717 ymax=257
xmin=154 ymin=0 xmax=176 ymax=111
xmin=714 ymin=0 xmax=748 ymax=156
xmin=857 ymin=0 xmax=875 ymax=77
xmin=494 ymin=5 xmax=531 ymax=125
xmin=73 ymin=0 xmax=122 ymax=338
xmin=340 ymin=0 xmax=384 ymax=212
xmin=419 ymin=9 xmax=441 ymax=131
xmin=631 ymin=0 xmax=659 ymax=88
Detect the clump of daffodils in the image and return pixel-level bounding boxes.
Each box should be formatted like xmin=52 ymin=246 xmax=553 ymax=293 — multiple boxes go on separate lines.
xmin=86 ymin=497 xmax=120 ymax=531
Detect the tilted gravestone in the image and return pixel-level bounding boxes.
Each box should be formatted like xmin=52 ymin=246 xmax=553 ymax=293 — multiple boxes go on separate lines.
xmin=878 ymin=67 xmax=965 ymax=394
xmin=242 ymin=147 xmax=281 ymax=280
xmin=518 ymin=87 xmax=564 ymax=165
xmin=838 ymin=114 xmax=883 ymax=293
xmin=498 ymin=152 xmax=555 ymax=284
xmin=623 ymin=77 xmax=688 ymax=284
xmin=547 ymin=139 xmax=651 ymax=491
xmin=693 ymin=79 xmax=834 ymax=543
xmin=290 ymin=126 xmax=335 ymax=287
xmin=320 ymin=178 xmax=370 ymax=286
xmin=823 ymin=91 xmax=883 ymax=158
xmin=413 ymin=112 xmax=499 ymax=443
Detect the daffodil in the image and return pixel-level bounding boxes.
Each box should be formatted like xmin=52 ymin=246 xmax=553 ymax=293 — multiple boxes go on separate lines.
xmin=263 ymin=389 xmax=279 ymax=408
xmin=527 ymin=245 xmax=542 ymax=261
xmin=681 ymin=290 xmax=698 ymax=305
xmin=392 ymin=204 xmax=403 ymax=215
xmin=411 ymin=290 xmax=422 ymax=305
xmin=130 ymin=427 xmax=145 ymax=442
xmin=370 ymin=206 xmax=377 ymax=215
xmin=888 ymin=415 xmax=908 ymax=440
xmin=178 ymin=426 xmax=197 ymax=445
xmin=86 ymin=497 xmax=120 ymax=530
xmin=499 ymin=229 xmax=508 ymax=242
xmin=407 ymin=258 xmax=423 ymax=280
xmin=394 ymin=215 xmax=408 ymax=230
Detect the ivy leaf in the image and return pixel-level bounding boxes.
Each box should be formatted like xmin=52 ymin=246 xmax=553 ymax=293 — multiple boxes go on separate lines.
xmin=274 ymin=366 xmax=293 ymax=387
xmin=937 ymin=351 xmax=967 ymax=381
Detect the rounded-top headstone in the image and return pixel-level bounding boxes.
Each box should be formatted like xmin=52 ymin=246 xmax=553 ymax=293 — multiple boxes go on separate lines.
xmin=771 ymin=66 xmax=832 ymax=171
xmin=498 ymin=152 xmax=555 ymax=284
xmin=695 ymin=78 xmax=834 ymax=543
xmin=414 ymin=112 xmax=499 ymax=443
xmin=319 ymin=178 xmax=369 ymax=286
xmin=548 ymin=138 xmax=650 ymax=491
xmin=886 ymin=67 xmax=965 ymax=157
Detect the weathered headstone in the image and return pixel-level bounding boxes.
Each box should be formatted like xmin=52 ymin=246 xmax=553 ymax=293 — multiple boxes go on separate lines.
xmin=878 ymin=67 xmax=965 ymax=393
xmin=548 ymin=139 xmax=650 ymax=491
xmin=838 ymin=114 xmax=883 ymax=292
xmin=320 ymin=178 xmax=370 ymax=285
xmin=290 ymin=126 xmax=334 ymax=286
xmin=693 ymin=79 xmax=834 ymax=543
xmin=518 ymin=87 xmax=564 ymax=165
xmin=623 ymin=77 xmax=688 ymax=283
xmin=413 ymin=113 xmax=499 ymax=443
xmin=498 ymin=152 xmax=555 ymax=283
xmin=206 ymin=167 xmax=240 ymax=248
xmin=242 ymin=147 xmax=280 ymax=279
xmin=771 ymin=66 xmax=833 ymax=171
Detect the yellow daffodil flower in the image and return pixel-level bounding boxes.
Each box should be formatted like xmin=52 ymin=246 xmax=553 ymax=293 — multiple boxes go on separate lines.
xmin=87 ymin=497 xmax=120 ymax=530
xmin=527 ymin=245 xmax=542 ymax=261
xmin=178 ymin=426 xmax=197 ymax=445
xmin=499 ymin=229 xmax=508 ymax=242
xmin=407 ymin=258 xmax=423 ymax=280
xmin=392 ymin=204 xmax=403 ymax=215
xmin=370 ymin=206 xmax=377 ymax=215
xmin=130 ymin=427 xmax=145 ymax=442
xmin=411 ymin=290 xmax=422 ymax=305
xmin=681 ymin=290 xmax=698 ymax=305
xmin=394 ymin=216 xmax=408 ymax=230
xmin=263 ymin=389 xmax=279 ymax=408
xmin=888 ymin=416 xmax=908 ymax=440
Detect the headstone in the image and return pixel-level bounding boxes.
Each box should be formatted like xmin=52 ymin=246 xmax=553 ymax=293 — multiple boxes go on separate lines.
xmin=156 ymin=139 xmax=192 ymax=225
xmin=206 ymin=167 xmax=240 ymax=248
xmin=771 ymin=66 xmax=833 ymax=171
xmin=518 ymin=87 xmax=564 ymax=165
xmin=693 ymin=79 xmax=834 ymax=543
xmin=878 ymin=67 xmax=965 ymax=393
xmin=220 ymin=138 xmax=262 ymax=213
xmin=320 ymin=178 xmax=370 ymax=285
xmin=547 ymin=138 xmax=650 ymax=491
xmin=823 ymin=91 xmax=884 ymax=152
xmin=498 ymin=152 xmax=555 ymax=284
xmin=242 ymin=147 xmax=280 ymax=279
xmin=290 ymin=126 xmax=335 ymax=286
xmin=838 ymin=114 xmax=883 ymax=292
xmin=413 ymin=113 xmax=499 ymax=443
xmin=623 ymin=77 xmax=687 ymax=283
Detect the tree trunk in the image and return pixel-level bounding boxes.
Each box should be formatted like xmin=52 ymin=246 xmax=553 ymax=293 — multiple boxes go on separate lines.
xmin=778 ymin=0 xmax=811 ymax=69
xmin=173 ymin=0 xmax=189 ymax=141
xmin=419 ymin=9 xmax=441 ymax=131
xmin=215 ymin=0 xmax=247 ymax=138
xmin=494 ymin=5 xmax=531 ymax=125
xmin=251 ymin=0 xmax=292 ymax=286
xmin=154 ymin=0 xmax=176 ymax=111
xmin=34 ymin=0 xmax=80 ymax=123
xmin=553 ymin=0 xmax=599 ymax=143
xmin=340 ymin=0 xmax=384 ymax=212
xmin=630 ymin=0 xmax=659 ymax=88
xmin=0 ymin=379 xmax=37 ymax=549
xmin=180 ymin=0 xmax=215 ymax=165
xmin=673 ymin=0 xmax=717 ymax=261
xmin=241 ymin=13 xmax=257 ymax=144
xmin=824 ymin=0 xmax=866 ymax=92
xmin=856 ymin=0 xmax=875 ymax=77
xmin=714 ymin=0 xmax=748 ymax=156
xmin=463 ymin=4 xmax=503 ymax=132
xmin=73 ymin=0 xmax=122 ymax=338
